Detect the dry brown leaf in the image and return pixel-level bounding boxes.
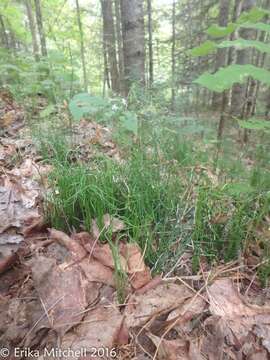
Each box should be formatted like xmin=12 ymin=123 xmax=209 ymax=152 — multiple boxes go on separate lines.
xmin=147 ymin=333 xmax=200 ymax=360
xmin=207 ymin=279 xmax=270 ymax=356
xmin=61 ymin=305 xmax=124 ymax=359
xmin=31 ymin=256 xmax=88 ymax=337
xmin=50 ymin=228 xmax=87 ymax=260
xmin=50 ymin=229 xmax=115 ymax=286
xmin=80 ymin=258 xmax=115 ymax=287
xmin=123 ymin=243 xmax=152 ymax=290
xmin=103 ymin=213 xmax=125 ymax=232
xmin=208 ymin=278 xmax=268 ymax=318
xmin=2 ymin=110 xmax=16 ymax=127
xmin=125 ymin=282 xmax=193 ymax=328
xmin=89 ymin=243 xmax=128 ymax=272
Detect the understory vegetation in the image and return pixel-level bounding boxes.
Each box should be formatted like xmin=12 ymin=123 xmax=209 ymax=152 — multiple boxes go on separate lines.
xmin=27 ymin=94 xmax=270 ymax=282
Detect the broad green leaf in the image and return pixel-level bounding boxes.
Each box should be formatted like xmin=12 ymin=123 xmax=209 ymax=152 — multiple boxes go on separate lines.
xmin=69 ymin=93 xmax=108 ymax=121
xmin=206 ymin=23 xmax=237 ymax=38
xmin=189 ymin=41 xmax=216 ymax=57
xmin=218 ymin=39 xmax=270 ymax=54
xmin=237 ymin=7 xmax=269 ymax=24
xmin=120 ymin=111 xmax=138 ymax=136
xmin=238 ymin=118 xmax=270 ymax=131
xmin=241 ymin=22 xmax=270 ymax=33
xmin=194 ymin=65 xmax=270 ymax=93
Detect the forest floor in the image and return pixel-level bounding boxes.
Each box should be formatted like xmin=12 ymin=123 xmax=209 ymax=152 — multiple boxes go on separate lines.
xmin=1 ymin=91 xmax=270 ymax=360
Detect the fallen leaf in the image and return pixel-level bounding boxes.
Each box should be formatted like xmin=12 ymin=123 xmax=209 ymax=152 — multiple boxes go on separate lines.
xmin=31 ymin=256 xmax=88 ymax=337
xmin=123 ymin=243 xmax=151 ymax=290
xmin=103 ymin=214 xmax=125 ymax=232
xmin=147 ymin=333 xmax=197 ymax=360
xmin=61 ymin=305 xmax=123 ymax=359
xmin=125 ymin=282 xmax=193 ymax=328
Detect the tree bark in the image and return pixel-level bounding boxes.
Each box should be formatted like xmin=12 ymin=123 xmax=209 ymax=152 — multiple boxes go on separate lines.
xmin=147 ymin=0 xmax=154 ymax=87
xmin=101 ymin=0 xmax=120 ymax=94
xmin=212 ymin=0 xmax=231 ymax=109
xmin=230 ymin=0 xmax=256 ymax=117
xmin=114 ymin=0 xmax=125 ymax=95
xmin=75 ymin=0 xmax=88 ymax=92
xmin=25 ymin=0 xmax=39 ymax=61
xmin=102 ymin=27 xmax=111 ymax=93
xmin=171 ymin=0 xmax=176 ymax=110
xmin=34 ymin=0 xmax=47 ymax=57
xmin=227 ymin=0 xmax=242 ymax=66
xmin=0 ymin=15 xmax=9 ymax=49
xmin=120 ymin=0 xmax=145 ymax=96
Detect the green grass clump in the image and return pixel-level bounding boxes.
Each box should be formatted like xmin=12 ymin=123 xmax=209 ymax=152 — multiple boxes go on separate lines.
xmin=192 ymin=185 xmax=270 ymax=271
xmin=46 ymin=147 xmax=185 ymax=267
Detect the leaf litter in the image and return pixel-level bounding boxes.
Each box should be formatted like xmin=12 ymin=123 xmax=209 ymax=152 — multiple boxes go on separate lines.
xmin=1 ymin=98 xmax=270 ymax=359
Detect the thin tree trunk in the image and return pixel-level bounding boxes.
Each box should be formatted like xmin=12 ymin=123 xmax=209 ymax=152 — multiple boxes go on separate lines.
xmin=75 ymin=0 xmax=88 ymax=92
xmin=227 ymin=0 xmax=242 ymax=66
xmin=103 ymin=32 xmax=111 ymax=92
xmin=212 ymin=0 xmax=231 ymax=109
xmin=101 ymin=0 xmax=119 ymax=94
xmin=147 ymin=0 xmax=154 ymax=87
xmin=0 ymin=15 xmax=9 ymax=48
xmin=171 ymin=0 xmax=176 ymax=110
xmin=25 ymin=0 xmax=39 ymax=61
xmin=230 ymin=0 xmax=256 ymax=117
xmin=156 ymin=38 xmax=160 ymax=67
xmin=114 ymin=0 xmax=125 ymax=95
xmin=34 ymin=0 xmax=47 ymax=57
xmin=120 ymin=0 xmax=145 ymax=96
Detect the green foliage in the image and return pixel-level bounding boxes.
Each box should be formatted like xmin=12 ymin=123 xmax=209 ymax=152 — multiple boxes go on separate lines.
xmin=189 ymin=40 xmax=216 ymax=57
xmin=191 ymin=38 xmax=270 ymax=58
xmin=237 ymin=7 xmax=269 ymax=24
xmin=194 ymin=65 xmax=270 ymax=93
xmin=0 ymin=50 xmax=78 ymax=101
xmin=204 ymin=7 xmax=270 ymax=40
xmin=218 ymin=39 xmax=270 ymax=55
xmin=206 ymin=23 xmax=237 ymax=38
xmin=192 ymin=5 xmax=270 ymax=126
xmin=119 ymin=111 xmax=138 ymax=136
xmin=241 ymin=22 xmax=270 ymax=33
xmin=192 ymin=185 xmax=269 ymax=268
xmin=238 ymin=118 xmax=270 ymax=131
xmin=69 ymin=93 xmax=109 ymax=121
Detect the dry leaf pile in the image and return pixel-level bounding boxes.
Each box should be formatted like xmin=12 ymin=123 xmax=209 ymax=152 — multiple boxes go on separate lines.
xmin=0 ymin=89 xmax=24 ymax=133
xmin=1 ymin=218 xmax=270 ymax=359
xmin=71 ymin=120 xmax=121 ymax=162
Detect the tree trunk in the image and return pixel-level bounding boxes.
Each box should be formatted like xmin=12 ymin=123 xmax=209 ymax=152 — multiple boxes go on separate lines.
xmin=25 ymin=0 xmax=39 ymax=61
xmin=230 ymin=0 xmax=256 ymax=117
xmin=114 ymin=0 xmax=125 ymax=95
xmin=171 ymin=0 xmax=176 ymax=110
xmin=103 ymin=28 xmax=111 ymax=93
xmin=75 ymin=0 xmax=88 ymax=92
xmin=101 ymin=0 xmax=120 ymax=94
xmin=0 ymin=15 xmax=9 ymax=49
xmin=120 ymin=0 xmax=145 ymax=96
xmin=34 ymin=0 xmax=47 ymax=57
xmin=212 ymin=0 xmax=231 ymax=109
xmin=227 ymin=0 xmax=242 ymax=66
xmin=147 ymin=0 xmax=154 ymax=87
